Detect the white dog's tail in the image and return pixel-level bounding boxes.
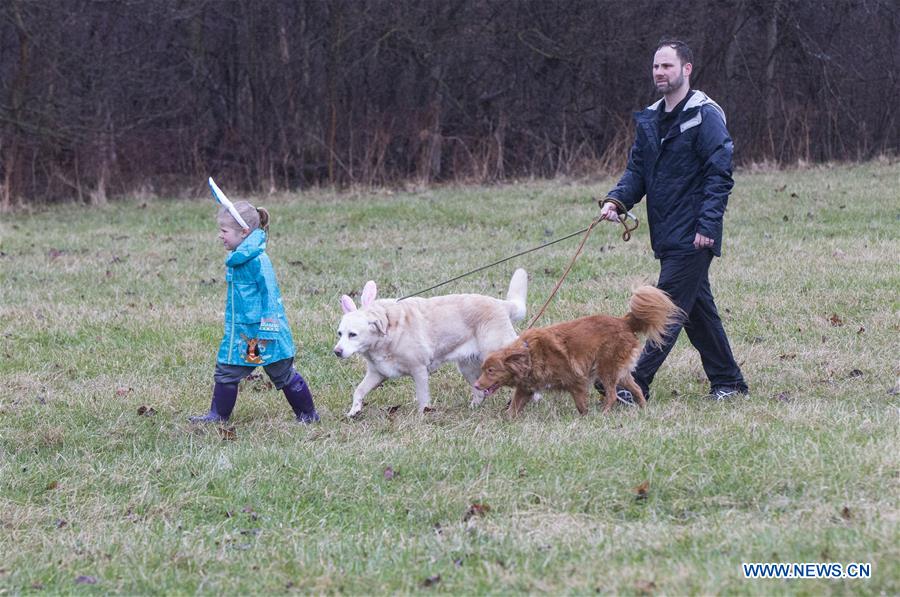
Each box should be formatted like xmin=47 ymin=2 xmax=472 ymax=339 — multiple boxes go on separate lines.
xmin=505 ymin=268 xmax=528 ymax=322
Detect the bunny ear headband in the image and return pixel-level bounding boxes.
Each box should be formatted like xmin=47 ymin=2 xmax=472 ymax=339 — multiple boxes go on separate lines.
xmin=208 ymin=177 xmax=249 ymax=230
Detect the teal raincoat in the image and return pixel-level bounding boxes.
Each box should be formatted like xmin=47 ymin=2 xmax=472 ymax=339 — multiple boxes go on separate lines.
xmin=217 ymin=229 xmax=295 ymax=366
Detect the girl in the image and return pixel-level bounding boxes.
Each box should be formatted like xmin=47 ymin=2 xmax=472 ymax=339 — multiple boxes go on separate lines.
xmin=190 ymin=179 xmax=319 ymax=424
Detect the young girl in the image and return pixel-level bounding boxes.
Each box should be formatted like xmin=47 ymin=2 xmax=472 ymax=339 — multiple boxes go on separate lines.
xmin=190 ymin=179 xmax=319 ymax=424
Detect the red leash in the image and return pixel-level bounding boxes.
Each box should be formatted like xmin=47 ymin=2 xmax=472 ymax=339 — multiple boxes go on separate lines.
xmin=526 ymin=210 xmax=638 ymax=329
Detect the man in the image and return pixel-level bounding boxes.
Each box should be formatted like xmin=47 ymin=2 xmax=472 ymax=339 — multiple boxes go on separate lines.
xmin=598 ymin=39 xmax=748 ymax=404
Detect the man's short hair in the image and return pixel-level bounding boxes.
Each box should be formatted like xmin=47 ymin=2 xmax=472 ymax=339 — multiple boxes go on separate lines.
xmin=655 ymin=38 xmax=694 ymax=66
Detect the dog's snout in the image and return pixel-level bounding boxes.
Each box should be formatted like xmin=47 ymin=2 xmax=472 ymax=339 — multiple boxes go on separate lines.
xmin=333 ymin=347 xmax=343 ymax=357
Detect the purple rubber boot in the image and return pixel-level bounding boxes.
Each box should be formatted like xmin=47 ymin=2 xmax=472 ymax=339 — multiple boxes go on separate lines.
xmin=283 ymin=373 xmax=319 ymax=423
xmin=189 ymin=382 xmax=239 ymax=423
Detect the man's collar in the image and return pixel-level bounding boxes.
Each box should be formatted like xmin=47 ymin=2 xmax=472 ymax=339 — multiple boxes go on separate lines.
xmin=662 ymin=87 xmax=691 ymax=112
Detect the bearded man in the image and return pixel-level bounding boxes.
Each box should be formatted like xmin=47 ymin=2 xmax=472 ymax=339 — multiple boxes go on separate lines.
xmin=598 ymin=39 xmax=749 ymax=404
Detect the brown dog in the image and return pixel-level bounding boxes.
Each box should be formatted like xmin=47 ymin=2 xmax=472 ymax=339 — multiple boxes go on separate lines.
xmin=474 ymin=285 xmax=682 ymax=416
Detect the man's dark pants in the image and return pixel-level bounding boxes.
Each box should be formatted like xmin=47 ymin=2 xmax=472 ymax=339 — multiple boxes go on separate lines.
xmin=633 ymin=249 xmax=748 ymax=396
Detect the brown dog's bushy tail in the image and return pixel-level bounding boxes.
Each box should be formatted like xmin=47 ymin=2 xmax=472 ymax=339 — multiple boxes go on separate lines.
xmin=624 ymin=285 xmax=683 ymax=347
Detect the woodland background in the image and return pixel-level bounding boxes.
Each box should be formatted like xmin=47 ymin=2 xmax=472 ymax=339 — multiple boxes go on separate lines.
xmin=1 ymin=0 xmax=897 ymax=208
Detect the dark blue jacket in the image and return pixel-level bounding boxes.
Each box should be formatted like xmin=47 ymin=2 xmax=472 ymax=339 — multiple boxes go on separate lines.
xmin=608 ymin=91 xmax=734 ymax=258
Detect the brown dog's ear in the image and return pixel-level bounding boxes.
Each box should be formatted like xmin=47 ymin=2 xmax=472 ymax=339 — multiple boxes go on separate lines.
xmin=503 ymin=348 xmax=531 ymax=379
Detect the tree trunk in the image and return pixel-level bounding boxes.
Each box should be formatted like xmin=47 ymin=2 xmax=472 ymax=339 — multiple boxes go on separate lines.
xmin=2 ymin=0 xmax=30 ymax=211
xmin=764 ymin=0 xmax=780 ymax=158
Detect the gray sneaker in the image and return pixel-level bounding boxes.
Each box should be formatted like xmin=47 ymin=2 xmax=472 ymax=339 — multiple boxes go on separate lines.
xmin=708 ymin=387 xmax=749 ymax=401
xmin=594 ymin=381 xmax=638 ymax=406
xmin=614 ymin=388 xmax=637 ymax=406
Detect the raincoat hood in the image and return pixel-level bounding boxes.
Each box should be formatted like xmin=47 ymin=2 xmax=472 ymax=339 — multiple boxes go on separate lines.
xmin=643 ymin=90 xmax=727 ymax=132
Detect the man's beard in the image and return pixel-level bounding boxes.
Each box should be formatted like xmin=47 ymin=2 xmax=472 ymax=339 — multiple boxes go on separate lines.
xmin=654 ymin=70 xmax=686 ymax=94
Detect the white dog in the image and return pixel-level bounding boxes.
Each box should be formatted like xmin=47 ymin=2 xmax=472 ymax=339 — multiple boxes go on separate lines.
xmin=334 ymin=269 xmax=528 ymax=416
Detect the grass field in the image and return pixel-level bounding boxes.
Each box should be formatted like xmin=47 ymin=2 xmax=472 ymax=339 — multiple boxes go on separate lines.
xmin=1 ymin=161 xmax=898 ymax=595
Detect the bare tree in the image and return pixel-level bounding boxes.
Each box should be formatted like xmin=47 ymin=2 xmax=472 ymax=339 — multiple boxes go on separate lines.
xmin=0 ymin=0 xmax=896 ymax=206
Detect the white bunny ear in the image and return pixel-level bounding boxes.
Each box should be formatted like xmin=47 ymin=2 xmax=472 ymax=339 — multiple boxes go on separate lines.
xmin=340 ymin=295 xmax=357 ymax=314
xmin=361 ymin=281 xmax=377 ymax=307
xmin=209 ymin=177 xmax=249 ymax=230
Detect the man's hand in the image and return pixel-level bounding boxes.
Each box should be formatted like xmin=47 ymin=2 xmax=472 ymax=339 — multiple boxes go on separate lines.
xmin=599 ymin=201 xmax=622 ymax=223
xmin=693 ymin=232 xmax=714 ymax=249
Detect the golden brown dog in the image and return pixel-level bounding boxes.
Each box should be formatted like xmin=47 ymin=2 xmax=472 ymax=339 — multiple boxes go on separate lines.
xmin=474 ymin=285 xmax=682 ymax=417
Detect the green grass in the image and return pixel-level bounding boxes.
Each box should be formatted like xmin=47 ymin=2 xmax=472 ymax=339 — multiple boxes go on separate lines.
xmin=1 ymin=161 xmax=898 ymax=594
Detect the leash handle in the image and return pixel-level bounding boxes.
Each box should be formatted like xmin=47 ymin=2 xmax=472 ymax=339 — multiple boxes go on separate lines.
xmin=617 ymin=211 xmax=639 ymax=242
xmin=597 ymin=196 xmax=639 ymax=242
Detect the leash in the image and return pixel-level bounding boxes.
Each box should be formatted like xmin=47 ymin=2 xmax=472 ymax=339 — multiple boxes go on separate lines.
xmin=397 ymin=204 xmax=638 ymax=306
xmin=396 ymin=223 xmax=601 ymax=301
xmin=525 ymin=207 xmax=637 ymax=328
xmin=524 ymin=216 xmax=601 ymax=329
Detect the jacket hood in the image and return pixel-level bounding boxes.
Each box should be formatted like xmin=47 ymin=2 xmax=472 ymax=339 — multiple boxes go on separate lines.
xmin=226 ymin=228 xmax=267 ymax=266
xmin=645 ymin=90 xmax=727 ymax=124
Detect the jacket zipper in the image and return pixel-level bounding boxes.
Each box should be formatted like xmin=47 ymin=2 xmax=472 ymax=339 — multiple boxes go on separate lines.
xmin=227 ymin=268 xmax=235 ymax=362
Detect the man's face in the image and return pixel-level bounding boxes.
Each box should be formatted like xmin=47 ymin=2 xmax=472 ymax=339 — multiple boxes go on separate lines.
xmin=652 ymin=46 xmax=691 ymax=95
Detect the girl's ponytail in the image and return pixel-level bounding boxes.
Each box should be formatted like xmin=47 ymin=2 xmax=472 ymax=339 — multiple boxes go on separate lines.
xmin=257 ymin=207 xmax=270 ymax=234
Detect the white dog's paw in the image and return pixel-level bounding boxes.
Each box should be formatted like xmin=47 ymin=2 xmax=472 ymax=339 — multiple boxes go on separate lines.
xmin=346 ymin=405 xmax=362 ymax=418
xmin=532 ymin=392 xmax=542 ymax=402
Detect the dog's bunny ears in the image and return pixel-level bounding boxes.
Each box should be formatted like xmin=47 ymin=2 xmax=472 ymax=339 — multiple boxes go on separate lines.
xmin=361 ymin=281 xmax=377 ymax=306
xmin=209 ymin=177 xmax=249 ymax=230
xmin=340 ymin=281 xmax=377 ymax=314
xmin=340 ymin=295 xmax=356 ymax=313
